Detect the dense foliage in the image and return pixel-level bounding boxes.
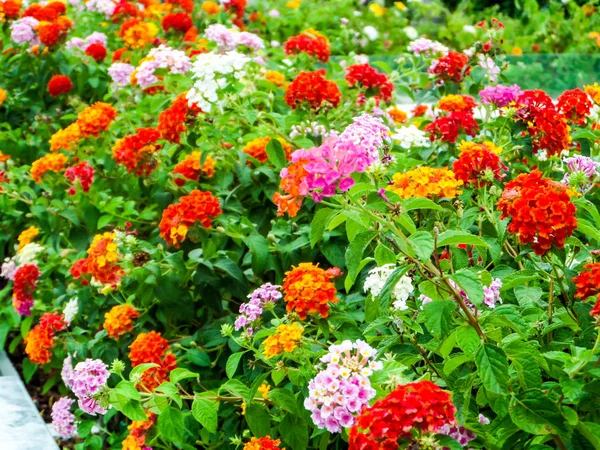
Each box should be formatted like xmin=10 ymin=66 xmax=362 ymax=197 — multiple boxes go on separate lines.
xmin=1 ymin=1 xmax=600 ymax=450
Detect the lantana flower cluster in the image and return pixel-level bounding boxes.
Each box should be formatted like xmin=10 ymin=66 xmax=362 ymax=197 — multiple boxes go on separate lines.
xmin=129 ymin=331 xmax=177 ymax=391
xmin=282 ymin=263 xmax=339 ymax=319
xmin=235 ymin=283 xmax=282 ymax=335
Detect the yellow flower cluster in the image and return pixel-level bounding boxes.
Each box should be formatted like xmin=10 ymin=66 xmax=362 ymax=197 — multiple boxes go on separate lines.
xmin=30 ymin=153 xmax=68 ymax=183
xmin=369 ymin=3 xmax=387 ymax=16
xmin=262 ymin=323 xmax=303 ymax=359
xmin=89 ymin=232 xmax=119 ymax=268
xmin=201 ymin=1 xmax=220 ymax=14
xmin=584 ymin=83 xmax=600 ymax=105
xmin=388 ymin=166 xmax=463 ymax=199
xmin=18 ymin=226 xmax=40 ymax=252
xmin=0 ymin=87 xmax=6 ymax=106
xmin=49 ymin=123 xmax=81 ymax=152
xmin=286 ymin=0 xmax=301 ymax=9
xmin=265 ymin=71 xmax=286 ymax=87
xmin=457 ymin=140 xmax=502 ymax=155
xmin=123 ymin=21 xmax=159 ymax=49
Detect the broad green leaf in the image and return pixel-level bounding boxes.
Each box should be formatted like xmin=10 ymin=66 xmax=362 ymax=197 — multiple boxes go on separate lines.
xmin=246 ymin=403 xmax=271 ymax=437
xmin=475 ymin=344 xmax=509 ymax=395
xmin=129 ymin=363 xmax=159 ymax=382
xmin=269 ymin=388 xmax=299 ymax=414
xmin=226 ymin=351 xmax=246 ymax=379
xmin=402 ymin=198 xmax=444 ymax=211
xmin=279 ymin=413 xmax=308 ymax=450
xmin=437 ymin=230 xmax=489 ymax=248
xmin=409 ymin=231 xmax=434 ymax=262
xmin=508 ymin=391 xmax=568 ymax=436
xmin=266 ymin=137 xmax=287 ymax=168
xmin=345 ymin=230 xmax=378 ymax=280
xmin=158 ymin=406 xmax=185 ymax=443
xmin=310 ymin=208 xmax=336 ymax=248
xmin=378 ymin=265 xmax=413 ymax=311
xmin=374 ymin=243 xmax=396 ymax=266
xmin=170 ymin=368 xmax=199 ymax=384
xmin=456 ymin=326 xmax=481 ymax=355
xmin=420 ymin=299 xmax=457 ymax=340
xmin=450 ymin=269 xmax=484 ymax=307
xmin=191 ymin=396 xmax=218 ymax=434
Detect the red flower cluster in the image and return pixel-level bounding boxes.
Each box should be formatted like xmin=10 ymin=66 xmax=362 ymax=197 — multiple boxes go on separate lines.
xmin=429 ymin=51 xmax=470 ymax=83
xmin=157 ymin=93 xmax=201 ymax=143
xmin=24 ymin=312 xmax=65 ymax=365
xmin=349 ymin=380 xmax=456 ymax=449
xmin=111 ymin=0 xmax=138 ymax=21
xmin=573 ymin=263 xmax=600 ymax=300
xmin=243 ymin=436 xmax=282 ymax=450
xmin=71 ymin=232 xmax=125 ymax=288
xmin=515 ymin=90 xmax=571 ymax=157
xmin=497 ymin=170 xmax=578 ymax=255
xmin=65 ymin=161 xmax=95 ymax=195
xmin=1 ymin=0 xmax=21 ymax=19
xmin=23 ymin=1 xmax=64 ymax=21
xmin=47 ymin=75 xmax=72 ymax=97
xmin=128 ymin=331 xmax=177 ymax=391
xmin=166 ymin=0 xmax=193 ymax=13
xmin=25 ymin=3 xmax=72 ymax=47
xmin=425 ymin=111 xmax=479 ymax=143
xmin=112 ymin=128 xmax=162 ymax=176
xmin=162 ymin=12 xmax=193 ymax=33
xmin=222 ymin=0 xmax=246 ymax=29
xmin=172 ymin=152 xmax=215 ymax=186
xmin=591 ymin=296 xmax=600 ymax=318
xmin=284 ymin=29 xmax=331 ymax=63
xmin=12 ymin=264 xmax=40 ymax=316
xmin=345 ymin=63 xmax=394 ymax=103
xmin=159 ymin=189 xmax=222 ymax=247
xmin=282 ymin=263 xmax=339 ymax=319
xmin=85 ymin=43 xmax=107 ymax=62
xmin=557 ymin=88 xmax=592 ymax=126
xmin=284 ymin=70 xmax=341 ymax=111
xmin=452 ymin=141 xmax=506 ymax=187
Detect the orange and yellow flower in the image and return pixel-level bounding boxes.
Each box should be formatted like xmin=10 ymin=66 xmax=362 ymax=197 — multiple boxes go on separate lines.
xmin=262 ymin=323 xmax=303 ymax=359
xmin=103 ymin=304 xmax=139 ymax=339
xmin=18 ymin=226 xmax=39 ymax=252
xmin=129 ymin=331 xmax=177 ymax=391
xmin=437 ymin=94 xmax=477 ymax=113
xmin=0 ymin=87 xmax=7 ymax=106
xmin=49 ymin=123 xmax=81 ymax=152
xmin=31 ymin=153 xmax=68 ymax=183
xmin=244 ymin=436 xmax=283 ymax=450
xmin=387 ymin=106 xmax=408 ymax=124
xmin=201 ymin=0 xmax=219 ymax=14
xmin=77 ymin=102 xmax=118 ymax=138
xmin=388 ymin=166 xmax=463 ymax=199
xmin=282 ymin=263 xmax=338 ymax=319
xmin=584 ymin=83 xmax=600 ymax=105
xmin=120 ymin=18 xmax=159 ymax=49
xmin=243 ymin=137 xmax=293 ymax=164
xmin=265 ymin=71 xmax=286 ymax=87
xmin=172 ymin=152 xmax=215 ymax=186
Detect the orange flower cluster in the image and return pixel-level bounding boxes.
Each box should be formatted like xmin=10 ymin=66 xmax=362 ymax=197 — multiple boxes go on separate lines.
xmin=573 ymin=263 xmax=600 ymax=300
xmin=50 ymin=102 xmax=117 ymax=152
xmin=243 ymin=137 xmax=293 ymax=163
xmin=243 ymin=436 xmax=283 ymax=450
xmin=497 ymin=170 xmax=578 ymax=255
xmin=282 ymin=263 xmax=338 ymax=319
xmin=388 ymin=166 xmax=463 ymax=199
xmin=591 ymin=296 xmax=600 ymax=318
xmin=122 ymin=412 xmax=156 ymax=450
xmin=452 ymin=141 xmax=506 ymax=187
xmin=172 ymin=152 xmax=215 ymax=186
xmin=349 ymin=380 xmax=456 ymax=447
xmin=262 ymin=323 xmax=304 ymax=359
xmin=71 ymin=232 xmax=124 ymax=287
xmin=25 ymin=312 xmax=65 ymax=365
xmin=265 ymin=71 xmax=286 ymax=87
xmin=284 ymin=29 xmax=330 ymax=62
xmin=159 ymin=189 xmax=222 ymax=247
xmin=103 ymin=304 xmax=139 ymax=339
xmin=272 ymin=158 xmax=310 ymax=217
xmin=120 ymin=18 xmax=159 ymax=48
xmin=18 ymin=226 xmax=39 ymax=252
xmin=24 ymin=2 xmax=71 ymax=47
xmin=201 ymin=1 xmax=220 ymax=14
xmin=387 ymin=106 xmax=408 ymax=124
xmin=437 ymin=94 xmax=477 ymax=113
xmin=129 ymin=331 xmax=177 ymax=391
xmin=31 ymin=153 xmax=68 ymax=183
xmin=157 ymin=93 xmax=201 ymax=143
xmin=0 ymin=0 xmax=21 ymax=21
xmin=284 ymin=70 xmax=341 ymax=111
xmin=557 ymin=88 xmax=592 ymax=126
xmin=112 ymin=128 xmax=162 ymax=176
xmin=12 ymin=264 xmax=40 ymax=316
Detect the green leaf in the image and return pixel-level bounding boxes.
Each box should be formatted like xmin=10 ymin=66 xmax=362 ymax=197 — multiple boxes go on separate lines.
xmin=22 ymin=358 xmax=37 ymax=383
xmin=129 ymin=363 xmax=159 ymax=382
xmin=279 ymin=413 xmax=308 ymax=450
xmin=434 ymin=434 xmax=463 ymax=450
xmin=214 ymin=257 xmax=247 ymax=286
xmin=191 ymin=396 xmax=218 ymax=434
xmin=489 ymin=305 xmax=530 ymax=337
xmin=508 ymin=391 xmax=569 ymax=436
xmin=374 ymin=243 xmax=396 ymax=266
xmin=246 ymin=403 xmax=271 ymax=437
xmin=502 ymin=271 xmax=542 ymax=291
xmin=475 ymin=344 xmax=509 ymax=395
xmin=378 ymin=265 xmax=413 ymax=311
xmin=310 ymin=208 xmax=336 ymax=248
xmin=450 ymin=269 xmax=484 ymax=307
xmin=504 ymin=342 xmax=542 ymax=390
xmin=409 ymin=231 xmax=434 ymax=262
xmin=158 ymin=406 xmax=185 ymax=444
xmin=345 ymin=230 xmax=378 ymax=280
xmin=109 ymin=381 xmax=146 ymax=421
xmin=226 ymin=352 xmax=246 ymax=379
xmin=266 ymin=138 xmax=287 ymax=169
xmin=420 ymin=300 xmax=457 ymax=340
xmin=243 ymin=234 xmax=270 ymax=275
xmin=170 ymin=368 xmax=199 ymax=384
xmin=577 ymin=218 xmax=600 ymax=243
xmin=437 ymin=230 xmax=489 ymax=248
xmin=186 ymin=348 xmax=211 ymax=367
xmin=220 ymin=379 xmax=250 ymax=400
xmin=269 ymin=388 xmax=299 ymax=414
xmin=402 ymin=198 xmax=444 ymax=211
xmin=456 ymin=326 xmax=481 ymax=355
xmin=443 ymin=353 xmax=472 ymax=376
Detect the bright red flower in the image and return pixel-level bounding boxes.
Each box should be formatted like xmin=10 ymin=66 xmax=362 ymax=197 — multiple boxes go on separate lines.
xmin=425 ymin=110 xmax=479 ymax=143
xmin=85 ymin=43 xmax=107 ymax=62
xmin=222 ymin=0 xmax=246 ymax=28
xmin=284 ymin=70 xmax=341 ymax=111
xmin=557 ymin=88 xmax=592 ymax=126
xmin=112 ymin=47 xmax=129 ymax=62
xmin=38 ymin=22 xmax=63 ymax=46
xmin=111 ymin=0 xmax=138 ymax=20
xmin=429 ymin=51 xmax=470 ymax=83
xmin=47 ymin=75 xmax=72 ymax=97
xmin=65 ymin=161 xmax=94 ymax=195
xmin=573 ymin=263 xmax=600 ymax=300
xmin=157 ymin=93 xmax=200 ymax=143
xmin=349 ymin=380 xmax=456 ymax=449
xmin=159 ymin=190 xmax=222 ymax=247
xmin=345 ymin=63 xmax=394 ymax=103
xmin=284 ymin=29 xmax=330 ymax=63
xmin=161 ymin=12 xmax=193 ymax=33
xmin=24 ymin=312 xmax=65 ymax=365
xmin=497 ymin=170 xmax=578 ymax=255
xmin=2 ymin=0 xmax=21 ymax=18
xmin=129 ymin=331 xmax=177 ymax=391
xmin=12 ymin=264 xmax=40 ymax=316
xmin=590 ymin=295 xmax=600 ymax=318
xmin=452 ymin=141 xmax=506 ymax=187
xmin=23 ymin=2 xmax=64 ymax=21
xmin=112 ymin=128 xmax=162 ymax=176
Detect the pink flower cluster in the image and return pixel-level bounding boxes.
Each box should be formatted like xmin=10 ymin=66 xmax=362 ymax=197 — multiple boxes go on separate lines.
xmin=10 ymin=17 xmax=39 ymax=45
xmin=51 ymin=397 xmax=76 ymax=439
xmin=290 ymin=114 xmax=390 ymax=202
xmin=205 ymin=24 xmax=264 ymax=51
xmin=483 ymin=278 xmax=502 ymax=309
xmin=479 ymin=84 xmax=522 ymax=107
xmin=62 ymin=355 xmax=74 ymax=389
xmin=69 ymin=358 xmax=110 ymax=416
xmin=135 ymin=45 xmax=191 ymax=88
xmin=85 ymin=0 xmax=117 ymax=17
xmin=65 ymin=162 xmax=95 ymax=195
xmin=66 ymin=32 xmax=107 ymax=52
xmin=439 ymin=424 xmax=476 ymax=447
xmin=407 ymin=37 xmax=448 ymax=57
xmin=562 ymin=155 xmax=600 ymax=192
xmin=234 ymin=283 xmax=282 ymax=335
xmin=108 ymin=62 xmax=136 ymax=87
xmin=304 ymin=340 xmax=382 ymax=433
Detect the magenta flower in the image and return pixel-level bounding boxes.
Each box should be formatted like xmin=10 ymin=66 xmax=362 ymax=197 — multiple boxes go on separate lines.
xmin=69 ymin=358 xmax=110 ymax=416
xmin=479 ymin=84 xmax=522 ymax=107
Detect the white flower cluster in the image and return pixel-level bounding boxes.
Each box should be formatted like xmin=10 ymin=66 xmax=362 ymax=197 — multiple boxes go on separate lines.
xmin=1 ymin=242 xmax=45 ymax=280
xmin=391 ymin=125 xmax=429 ymax=149
xmin=63 ymin=297 xmax=79 ymax=325
xmin=363 ymin=264 xmax=414 ymax=311
xmin=186 ymin=51 xmax=251 ymax=113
